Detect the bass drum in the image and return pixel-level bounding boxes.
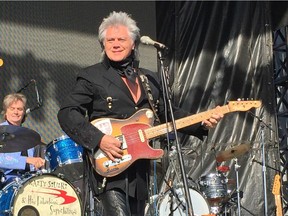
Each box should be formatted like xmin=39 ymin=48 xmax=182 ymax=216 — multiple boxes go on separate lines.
xmin=0 ymin=174 xmax=82 ymax=216
xmin=158 ymin=187 xmax=210 ymax=216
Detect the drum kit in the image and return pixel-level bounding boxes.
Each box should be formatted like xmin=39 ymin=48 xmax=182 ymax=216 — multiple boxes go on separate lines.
xmin=145 ymin=144 xmax=251 ymax=216
xmin=0 ymin=124 xmax=251 ymax=216
xmin=0 ymin=125 xmax=84 ymax=216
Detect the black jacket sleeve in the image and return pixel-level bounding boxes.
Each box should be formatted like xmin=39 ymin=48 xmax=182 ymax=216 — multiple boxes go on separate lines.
xmin=58 ymin=78 xmax=104 ymax=152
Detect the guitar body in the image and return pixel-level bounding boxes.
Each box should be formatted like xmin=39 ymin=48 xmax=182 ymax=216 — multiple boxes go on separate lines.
xmin=91 ymin=109 xmax=164 ymax=177
xmin=90 ymin=100 xmax=261 ymax=177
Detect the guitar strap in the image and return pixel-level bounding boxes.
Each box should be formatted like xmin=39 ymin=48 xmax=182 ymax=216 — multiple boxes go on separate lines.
xmin=138 ymin=69 xmax=161 ymax=123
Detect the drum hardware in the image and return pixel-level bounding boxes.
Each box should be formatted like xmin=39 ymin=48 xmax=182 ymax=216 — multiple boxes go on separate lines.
xmin=0 ymin=125 xmax=44 ymax=153
xmin=0 ymin=132 xmax=13 ymax=150
xmin=55 ymin=172 xmax=66 ymax=179
xmin=0 ymin=170 xmax=6 ymax=184
xmin=213 ymin=143 xmax=252 ymax=215
xmin=145 ymin=145 xmax=211 ymax=216
xmin=158 ymin=187 xmax=210 ymax=216
xmin=232 ymin=157 xmax=242 ymax=216
xmin=145 ymin=146 xmax=177 ymax=216
xmin=223 ymin=191 xmax=256 ymax=216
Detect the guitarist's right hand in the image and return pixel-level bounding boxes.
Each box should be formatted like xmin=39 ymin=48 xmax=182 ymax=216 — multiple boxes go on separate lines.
xmin=99 ymin=135 xmax=123 ymax=162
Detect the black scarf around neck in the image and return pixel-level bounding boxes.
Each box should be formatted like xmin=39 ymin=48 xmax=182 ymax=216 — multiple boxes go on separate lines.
xmin=108 ymin=53 xmax=139 ymax=84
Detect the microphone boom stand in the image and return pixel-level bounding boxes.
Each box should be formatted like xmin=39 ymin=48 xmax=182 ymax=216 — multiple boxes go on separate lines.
xmin=260 ymin=122 xmax=268 ymax=216
xmin=249 ymin=112 xmax=275 ymax=216
xmin=157 ymin=49 xmax=194 ymax=216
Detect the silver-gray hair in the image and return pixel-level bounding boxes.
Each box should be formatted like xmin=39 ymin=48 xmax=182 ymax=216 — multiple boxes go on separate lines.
xmin=98 ymin=11 xmax=140 ymax=61
xmin=1 ymin=93 xmax=27 ymax=122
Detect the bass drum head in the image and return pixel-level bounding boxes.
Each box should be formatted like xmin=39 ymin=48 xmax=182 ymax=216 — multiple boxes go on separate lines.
xmin=12 ymin=174 xmax=82 ymax=216
xmin=158 ymin=188 xmax=210 ymax=216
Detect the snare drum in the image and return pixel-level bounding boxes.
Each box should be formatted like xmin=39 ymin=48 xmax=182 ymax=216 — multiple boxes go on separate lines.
xmin=45 ymin=135 xmax=83 ymax=181
xmin=158 ymin=187 xmax=210 ymax=216
xmin=0 ymin=174 xmax=82 ymax=216
xmin=199 ymin=172 xmax=228 ymax=202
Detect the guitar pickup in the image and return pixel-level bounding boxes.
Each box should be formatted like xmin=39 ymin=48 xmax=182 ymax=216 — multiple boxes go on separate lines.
xmin=103 ymin=154 xmax=132 ymax=168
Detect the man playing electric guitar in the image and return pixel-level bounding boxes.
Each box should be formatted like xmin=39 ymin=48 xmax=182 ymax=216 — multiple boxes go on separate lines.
xmin=58 ymin=11 xmax=223 ymax=216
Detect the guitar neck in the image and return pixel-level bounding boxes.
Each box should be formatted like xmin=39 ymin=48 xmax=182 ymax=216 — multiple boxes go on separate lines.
xmin=273 ymin=174 xmax=283 ymax=216
xmin=275 ymin=195 xmax=283 ymax=216
xmin=145 ymin=105 xmax=230 ymax=139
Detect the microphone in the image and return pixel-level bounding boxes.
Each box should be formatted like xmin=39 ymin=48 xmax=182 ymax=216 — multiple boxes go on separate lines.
xmin=26 ymin=107 xmax=37 ymax=114
xmin=140 ymin=36 xmax=168 ymax=50
xmin=26 ymin=101 xmax=42 ymax=114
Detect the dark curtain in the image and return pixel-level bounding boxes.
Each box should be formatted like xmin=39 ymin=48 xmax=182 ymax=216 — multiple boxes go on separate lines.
xmin=155 ymin=1 xmax=278 ymax=215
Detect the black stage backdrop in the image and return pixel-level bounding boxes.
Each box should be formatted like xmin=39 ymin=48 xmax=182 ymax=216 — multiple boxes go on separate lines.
xmin=155 ymin=1 xmax=281 ymax=215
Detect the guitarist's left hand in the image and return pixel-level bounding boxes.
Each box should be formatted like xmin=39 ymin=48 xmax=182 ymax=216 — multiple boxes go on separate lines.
xmin=201 ymin=106 xmax=223 ymax=129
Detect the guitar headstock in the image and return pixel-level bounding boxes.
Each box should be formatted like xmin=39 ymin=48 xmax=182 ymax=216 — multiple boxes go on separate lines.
xmin=227 ymin=100 xmax=262 ymax=112
xmin=272 ymin=174 xmax=281 ymax=195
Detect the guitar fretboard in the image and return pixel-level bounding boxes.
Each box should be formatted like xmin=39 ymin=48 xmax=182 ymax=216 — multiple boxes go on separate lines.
xmin=145 ymin=105 xmax=230 ymax=139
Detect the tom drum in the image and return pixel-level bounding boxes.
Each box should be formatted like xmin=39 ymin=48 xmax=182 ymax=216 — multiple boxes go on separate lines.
xmin=45 ymin=135 xmax=83 ymax=181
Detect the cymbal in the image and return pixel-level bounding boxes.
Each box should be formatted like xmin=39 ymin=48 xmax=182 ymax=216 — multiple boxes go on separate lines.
xmin=216 ymin=144 xmax=250 ymax=162
xmin=0 ymin=125 xmax=42 ymax=153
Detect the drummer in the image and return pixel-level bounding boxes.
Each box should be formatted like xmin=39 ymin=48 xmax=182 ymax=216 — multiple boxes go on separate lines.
xmin=0 ymin=93 xmax=45 ymax=189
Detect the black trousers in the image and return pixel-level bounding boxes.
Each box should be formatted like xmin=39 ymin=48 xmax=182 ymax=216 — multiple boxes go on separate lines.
xmin=99 ymin=189 xmax=145 ymax=216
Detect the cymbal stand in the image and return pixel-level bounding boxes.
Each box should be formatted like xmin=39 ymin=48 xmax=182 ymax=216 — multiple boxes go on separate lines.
xmin=158 ymin=146 xmax=184 ymax=212
xmin=158 ymin=146 xmax=179 ymax=194
xmin=145 ymin=146 xmax=177 ymax=216
xmin=157 ymin=47 xmax=194 ymax=215
xmin=233 ymin=157 xmax=242 ymax=216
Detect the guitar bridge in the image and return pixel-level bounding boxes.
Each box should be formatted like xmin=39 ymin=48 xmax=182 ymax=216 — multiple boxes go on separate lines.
xmin=103 ymin=154 xmax=132 ymax=168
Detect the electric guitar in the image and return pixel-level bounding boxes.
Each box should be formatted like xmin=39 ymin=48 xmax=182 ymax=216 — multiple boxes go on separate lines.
xmin=91 ymin=100 xmax=261 ymax=177
xmin=272 ymin=174 xmax=283 ymax=216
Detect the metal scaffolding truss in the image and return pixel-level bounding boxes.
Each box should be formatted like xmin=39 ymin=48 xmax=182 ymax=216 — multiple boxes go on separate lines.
xmin=273 ymin=25 xmax=288 ymax=214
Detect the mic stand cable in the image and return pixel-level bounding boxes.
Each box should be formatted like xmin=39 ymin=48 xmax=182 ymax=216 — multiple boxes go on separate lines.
xmin=157 ymin=49 xmax=194 ymax=216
